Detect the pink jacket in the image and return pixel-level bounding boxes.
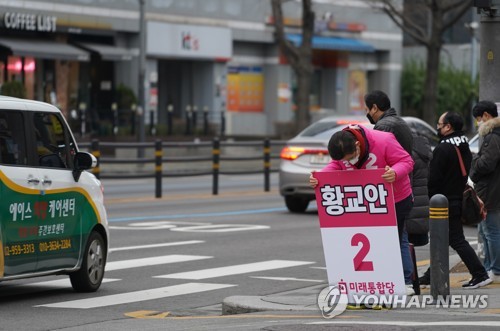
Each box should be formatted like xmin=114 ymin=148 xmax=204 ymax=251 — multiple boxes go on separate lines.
xmin=320 ymin=125 xmax=414 ymax=203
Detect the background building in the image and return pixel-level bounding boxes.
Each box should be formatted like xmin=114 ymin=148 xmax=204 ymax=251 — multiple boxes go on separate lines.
xmin=0 ymin=0 xmax=403 ymax=137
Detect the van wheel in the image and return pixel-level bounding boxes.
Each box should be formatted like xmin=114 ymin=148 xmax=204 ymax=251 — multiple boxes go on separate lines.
xmin=70 ymin=231 xmax=106 ymax=292
xmin=285 ymin=196 xmax=309 ymax=213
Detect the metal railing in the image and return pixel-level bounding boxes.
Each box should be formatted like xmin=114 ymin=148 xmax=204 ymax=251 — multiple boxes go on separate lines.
xmin=78 ymin=138 xmax=286 ymax=198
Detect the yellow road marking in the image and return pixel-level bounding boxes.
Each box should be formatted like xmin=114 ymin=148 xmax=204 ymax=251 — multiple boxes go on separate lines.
xmin=483 ymin=308 xmax=500 ymax=314
xmin=124 ymin=310 xmax=171 ymax=319
xmin=124 ymin=311 xmax=359 ymax=320
xmin=105 ymin=189 xmax=279 ymax=205
xmin=416 ymin=259 xmax=430 ymax=267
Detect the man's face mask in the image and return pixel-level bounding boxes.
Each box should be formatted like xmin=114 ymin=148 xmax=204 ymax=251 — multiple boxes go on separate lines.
xmin=366 ymin=107 xmax=376 ymax=124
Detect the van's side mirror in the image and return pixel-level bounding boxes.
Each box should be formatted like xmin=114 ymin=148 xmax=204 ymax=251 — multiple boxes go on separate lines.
xmin=73 ymin=152 xmax=97 ymax=181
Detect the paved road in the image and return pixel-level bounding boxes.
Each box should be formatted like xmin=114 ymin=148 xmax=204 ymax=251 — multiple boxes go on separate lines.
xmin=0 ymin=174 xmax=485 ymax=330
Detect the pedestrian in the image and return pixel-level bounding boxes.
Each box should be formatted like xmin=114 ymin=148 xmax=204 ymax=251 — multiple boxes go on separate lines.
xmin=364 ymin=90 xmax=417 ymax=295
xmin=364 ymin=90 xmax=413 ymax=154
xmin=405 ymin=132 xmax=432 ymax=247
xmin=470 ymin=101 xmax=500 ymax=283
xmin=310 ymin=124 xmax=414 ymax=293
xmin=419 ymin=111 xmax=491 ymax=289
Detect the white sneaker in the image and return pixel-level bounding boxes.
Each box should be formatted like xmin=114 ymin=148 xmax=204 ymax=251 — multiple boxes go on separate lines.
xmin=488 ymin=270 xmax=500 ymax=284
xmin=406 ymin=285 xmax=415 ymax=296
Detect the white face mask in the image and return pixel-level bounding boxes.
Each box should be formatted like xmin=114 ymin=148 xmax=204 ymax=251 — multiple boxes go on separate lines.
xmin=348 ymin=147 xmax=360 ymax=165
xmin=477 ymin=120 xmax=483 ymax=127
xmin=348 ymin=155 xmax=359 ymax=165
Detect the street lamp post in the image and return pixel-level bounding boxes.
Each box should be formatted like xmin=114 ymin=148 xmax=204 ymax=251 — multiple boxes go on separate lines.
xmin=138 ymin=0 xmax=146 ymax=156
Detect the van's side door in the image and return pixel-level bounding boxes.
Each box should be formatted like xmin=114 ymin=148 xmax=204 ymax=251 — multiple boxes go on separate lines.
xmin=29 ymin=112 xmax=83 ymax=271
xmin=0 ymin=110 xmax=39 ymax=277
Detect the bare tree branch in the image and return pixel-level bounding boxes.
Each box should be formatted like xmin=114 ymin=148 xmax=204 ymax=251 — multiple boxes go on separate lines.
xmin=377 ymin=0 xmax=429 ymax=45
xmin=441 ymin=0 xmax=473 ymax=32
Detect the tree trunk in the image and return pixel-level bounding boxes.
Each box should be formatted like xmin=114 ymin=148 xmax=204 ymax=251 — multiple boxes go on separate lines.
xmin=422 ymin=1 xmax=442 ymax=126
xmin=423 ymin=43 xmax=441 ymax=125
xmin=296 ymin=67 xmax=311 ymax=132
xmin=271 ymin=0 xmax=314 ymax=134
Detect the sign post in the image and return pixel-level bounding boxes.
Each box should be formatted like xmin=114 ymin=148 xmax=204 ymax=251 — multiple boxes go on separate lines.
xmin=314 ymin=169 xmax=405 ymax=303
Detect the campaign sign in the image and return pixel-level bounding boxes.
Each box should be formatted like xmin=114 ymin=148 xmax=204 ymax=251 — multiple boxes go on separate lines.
xmin=314 ymin=169 xmax=405 ymax=301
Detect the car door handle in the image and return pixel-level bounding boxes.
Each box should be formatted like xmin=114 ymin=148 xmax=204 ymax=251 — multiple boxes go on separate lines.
xmin=42 ymin=179 xmax=52 ymax=186
xmin=27 ymin=178 xmax=40 ymax=185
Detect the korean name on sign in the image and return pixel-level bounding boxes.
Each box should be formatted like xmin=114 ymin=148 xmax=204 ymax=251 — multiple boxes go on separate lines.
xmin=315 ymin=169 xmax=397 ymax=228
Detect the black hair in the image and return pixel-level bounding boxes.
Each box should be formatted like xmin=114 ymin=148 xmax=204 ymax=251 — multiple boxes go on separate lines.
xmin=328 ymin=131 xmax=356 ymax=160
xmin=364 ymin=90 xmax=391 ymax=111
xmin=443 ymin=111 xmax=464 ymax=131
xmin=472 ymin=100 xmax=498 ymax=118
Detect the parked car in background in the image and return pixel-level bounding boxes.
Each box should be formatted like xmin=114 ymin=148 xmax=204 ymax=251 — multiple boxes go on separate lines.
xmin=279 ymin=116 xmax=437 ymax=213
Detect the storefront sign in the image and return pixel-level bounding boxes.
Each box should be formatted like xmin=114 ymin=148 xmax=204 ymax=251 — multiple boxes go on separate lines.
xmin=314 ymin=169 xmax=405 ymax=302
xmin=3 ymin=12 xmax=57 ymax=32
xmin=227 ymin=66 xmax=263 ymax=112
xmin=147 ymin=22 xmax=232 ymax=60
xmin=266 ymin=16 xmax=365 ymax=32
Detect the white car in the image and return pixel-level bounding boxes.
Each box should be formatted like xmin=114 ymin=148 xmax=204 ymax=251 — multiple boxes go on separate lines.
xmin=279 ymin=116 xmax=438 ymax=213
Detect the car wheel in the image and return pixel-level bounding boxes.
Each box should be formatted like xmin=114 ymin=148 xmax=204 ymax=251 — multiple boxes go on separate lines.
xmin=285 ymin=196 xmax=309 ymax=213
xmin=70 ymin=231 xmax=106 ymax=292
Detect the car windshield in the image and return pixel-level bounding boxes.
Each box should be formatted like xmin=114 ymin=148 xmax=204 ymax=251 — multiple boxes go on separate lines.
xmin=299 ymin=121 xmax=342 ymax=137
xmin=300 ymin=119 xmax=368 ymax=137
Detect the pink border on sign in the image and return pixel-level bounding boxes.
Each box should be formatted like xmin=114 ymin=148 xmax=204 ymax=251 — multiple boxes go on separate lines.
xmin=314 ymin=169 xmax=397 ymax=228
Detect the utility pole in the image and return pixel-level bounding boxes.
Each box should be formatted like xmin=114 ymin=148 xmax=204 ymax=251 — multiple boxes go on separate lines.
xmin=138 ymin=0 xmax=146 ymax=156
xmin=475 ymin=0 xmax=500 ymax=101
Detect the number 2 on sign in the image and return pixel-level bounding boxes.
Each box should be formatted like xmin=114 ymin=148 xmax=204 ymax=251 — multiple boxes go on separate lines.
xmin=351 ymin=233 xmax=374 ymax=271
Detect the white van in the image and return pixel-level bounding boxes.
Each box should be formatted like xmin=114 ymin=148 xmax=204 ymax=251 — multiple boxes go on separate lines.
xmin=0 ymin=96 xmax=108 ymax=292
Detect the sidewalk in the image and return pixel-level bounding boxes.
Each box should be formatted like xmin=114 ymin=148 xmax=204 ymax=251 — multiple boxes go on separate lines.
xmin=222 ymin=255 xmax=500 ymax=318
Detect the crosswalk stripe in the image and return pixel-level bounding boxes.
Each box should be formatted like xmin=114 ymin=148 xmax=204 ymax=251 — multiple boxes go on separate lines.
xmin=109 ymin=240 xmax=204 ymax=252
xmin=154 ymin=260 xmax=315 ymax=280
xmin=0 ymin=278 xmax=120 ymax=297
xmin=250 ymin=276 xmax=324 ymax=283
xmin=106 ymin=254 xmax=212 ymax=271
xmin=35 ymin=283 xmax=236 ymax=309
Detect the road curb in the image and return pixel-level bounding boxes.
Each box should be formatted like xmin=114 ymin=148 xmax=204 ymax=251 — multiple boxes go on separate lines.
xmin=222 ymin=295 xmax=318 ymax=315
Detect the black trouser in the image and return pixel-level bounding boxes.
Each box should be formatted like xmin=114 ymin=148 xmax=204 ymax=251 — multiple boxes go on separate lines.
xmin=395 ymin=194 xmax=413 ymax=242
xmin=423 ymin=200 xmax=487 ymax=279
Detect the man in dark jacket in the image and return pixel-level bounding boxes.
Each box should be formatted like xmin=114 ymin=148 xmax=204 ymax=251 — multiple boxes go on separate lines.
xmin=365 ymin=90 xmax=413 ymax=155
xmin=419 ymin=111 xmax=491 ymax=289
xmin=470 ymin=100 xmax=500 ymax=283
xmin=406 ymin=133 xmax=432 ymax=247
xmin=364 ymin=90 xmax=415 ymax=295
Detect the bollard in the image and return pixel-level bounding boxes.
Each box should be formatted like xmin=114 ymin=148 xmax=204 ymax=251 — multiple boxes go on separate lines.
xmin=185 ymin=105 xmax=192 ymax=135
xmin=203 ymin=106 xmax=209 ymax=136
xmin=429 ymin=194 xmax=450 ymax=300
xmin=167 ymin=104 xmax=173 ymax=135
xmin=212 ymin=137 xmax=220 ymax=195
xmin=192 ymin=105 xmax=198 ymax=129
xmin=154 ymin=140 xmax=162 ymax=198
xmin=91 ymin=139 xmax=100 ymax=180
xmin=220 ymin=109 xmax=226 ymax=137
xmin=263 ymin=138 xmax=270 ymax=192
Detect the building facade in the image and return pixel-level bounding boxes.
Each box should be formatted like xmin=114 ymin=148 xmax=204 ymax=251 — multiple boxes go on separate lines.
xmin=0 ymin=0 xmax=403 ymax=137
